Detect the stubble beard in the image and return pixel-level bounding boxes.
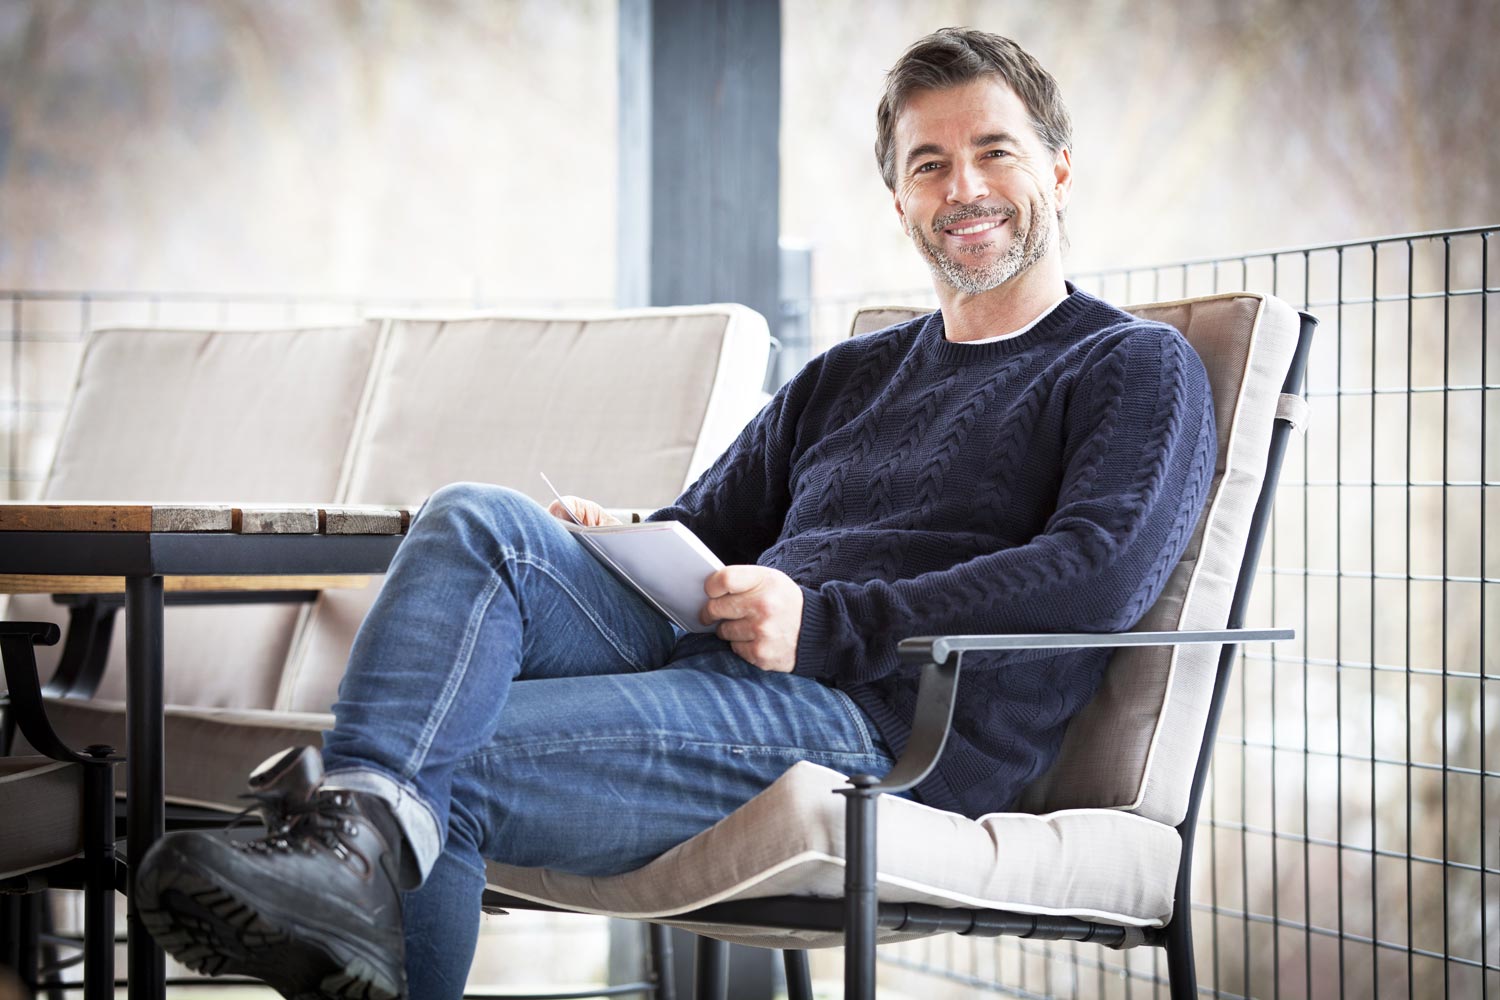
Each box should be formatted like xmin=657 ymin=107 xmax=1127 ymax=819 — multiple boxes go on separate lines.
xmin=908 ymin=201 xmax=1054 ymax=296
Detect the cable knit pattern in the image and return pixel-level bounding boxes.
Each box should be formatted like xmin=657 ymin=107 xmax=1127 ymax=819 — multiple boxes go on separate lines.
xmin=649 ymin=287 xmax=1216 ymax=817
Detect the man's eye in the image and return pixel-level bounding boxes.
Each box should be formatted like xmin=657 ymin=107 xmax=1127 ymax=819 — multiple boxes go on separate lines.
xmin=916 ymin=162 xmax=941 ymax=173
xmin=985 ymin=149 xmax=1011 ymax=159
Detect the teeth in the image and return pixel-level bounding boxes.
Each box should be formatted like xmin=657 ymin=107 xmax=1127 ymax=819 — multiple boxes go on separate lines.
xmin=949 ymin=221 xmax=1000 ymax=235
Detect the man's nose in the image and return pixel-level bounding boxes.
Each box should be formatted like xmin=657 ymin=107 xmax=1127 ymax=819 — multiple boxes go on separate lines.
xmin=946 ymin=161 xmax=989 ymax=204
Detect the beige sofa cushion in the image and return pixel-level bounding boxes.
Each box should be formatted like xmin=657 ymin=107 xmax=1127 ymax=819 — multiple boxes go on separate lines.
xmin=279 ymin=305 xmax=770 ymax=713
xmin=0 ymin=756 xmax=86 ymax=880
xmin=9 ymin=324 xmax=382 ymax=709
xmin=19 ymin=698 xmax=331 ymax=815
xmin=851 ymin=294 xmax=1302 ymax=826
xmin=484 ymin=761 xmax=1181 ymax=949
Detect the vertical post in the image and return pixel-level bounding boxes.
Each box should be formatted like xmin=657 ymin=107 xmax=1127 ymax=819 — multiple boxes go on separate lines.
xmin=842 ymin=775 xmax=879 ymax=1000
xmin=126 ymin=574 xmax=165 ymax=1000
xmin=82 ymin=749 xmax=116 ymax=1000
xmin=775 ymin=241 xmax=813 ymax=390
xmin=648 ymin=923 xmax=676 ymax=1000
xmin=616 ymin=0 xmax=781 ymax=327
xmin=692 ymin=936 xmax=728 ymax=1000
xmin=783 ymin=950 xmax=813 ymax=1000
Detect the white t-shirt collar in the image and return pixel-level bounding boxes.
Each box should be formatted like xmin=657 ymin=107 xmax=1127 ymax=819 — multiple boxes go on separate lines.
xmin=957 ymin=292 xmax=1072 ymax=345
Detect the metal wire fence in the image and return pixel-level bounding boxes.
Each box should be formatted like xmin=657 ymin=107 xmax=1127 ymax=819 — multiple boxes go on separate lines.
xmin=3 ymin=224 xmax=1495 ymax=997
xmin=852 ymin=225 xmax=1500 ymax=998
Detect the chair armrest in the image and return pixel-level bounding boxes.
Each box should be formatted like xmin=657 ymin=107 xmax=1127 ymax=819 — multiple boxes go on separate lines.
xmin=865 ymin=627 xmax=1295 ymax=795
xmin=1 ymin=621 xmax=121 ymax=765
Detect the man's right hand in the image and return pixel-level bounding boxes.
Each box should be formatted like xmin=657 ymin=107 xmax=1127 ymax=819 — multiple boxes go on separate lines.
xmin=547 ymin=496 xmax=621 ymax=527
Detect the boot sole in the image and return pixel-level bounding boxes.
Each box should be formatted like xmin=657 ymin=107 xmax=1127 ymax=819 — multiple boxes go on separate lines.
xmin=137 ymin=852 xmax=405 ymax=1000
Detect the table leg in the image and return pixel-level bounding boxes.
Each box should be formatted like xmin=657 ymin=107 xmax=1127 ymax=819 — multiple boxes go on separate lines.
xmin=125 ymin=574 xmax=165 ymax=1000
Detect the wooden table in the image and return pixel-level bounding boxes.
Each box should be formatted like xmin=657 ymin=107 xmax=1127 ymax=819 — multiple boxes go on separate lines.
xmin=0 ymin=502 xmax=411 ymax=999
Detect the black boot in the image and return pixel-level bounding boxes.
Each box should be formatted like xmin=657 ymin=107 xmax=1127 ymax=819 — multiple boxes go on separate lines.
xmin=137 ymin=746 xmax=413 ymax=1000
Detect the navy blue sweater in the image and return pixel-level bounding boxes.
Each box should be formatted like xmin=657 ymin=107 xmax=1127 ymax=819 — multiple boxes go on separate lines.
xmin=651 ymin=288 xmax=1216 ymax=817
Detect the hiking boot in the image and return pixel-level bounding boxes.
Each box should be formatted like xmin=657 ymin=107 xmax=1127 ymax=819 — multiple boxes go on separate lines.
xmin=137 ymin=746 xmax=413 ymax=1000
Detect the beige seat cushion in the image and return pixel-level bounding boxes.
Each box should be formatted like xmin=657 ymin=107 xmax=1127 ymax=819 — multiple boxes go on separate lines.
xmin=0 ymin=756 xmax=86 ymax=880
xmin=484 ymin=761 xmax=1180 ymax=949
xmin=8 ymin=323 xmax=382 ymax=710
xmin=23 ymin=699 xmax=330 ymax=815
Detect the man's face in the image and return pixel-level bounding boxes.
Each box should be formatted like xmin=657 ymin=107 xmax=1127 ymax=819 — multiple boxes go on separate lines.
xmin=891 ymin=77 xmax=1072 ymax=296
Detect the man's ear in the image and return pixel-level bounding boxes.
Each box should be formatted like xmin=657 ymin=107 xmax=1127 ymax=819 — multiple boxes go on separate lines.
xmin=1052 ymin=147 xmax=1074 ymax=211
xmin=892 ymin=188 xmax=906 ymax=226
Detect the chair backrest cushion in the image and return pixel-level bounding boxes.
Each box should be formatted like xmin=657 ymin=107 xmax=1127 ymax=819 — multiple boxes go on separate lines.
xmin=277 ymin=305 xmax=770 ymax=711
xmin=11 ymin=324 xmax=381 ymax=708
xmin=850 ymin=293 xmax=1301 ymax=825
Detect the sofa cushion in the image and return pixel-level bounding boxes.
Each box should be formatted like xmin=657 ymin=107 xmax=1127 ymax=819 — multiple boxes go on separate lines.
xmin=8 ymin=323 xmax=382 ymax=709
xmin=483 ymin=761 xmax=1180 ymax=949
xmin=23 ymin=698 xmax=330 ymax=814
xmin=278 ymin=305 xmax=771 ymax=713
xmin=0 ymin=756 xmax=86 ymax=880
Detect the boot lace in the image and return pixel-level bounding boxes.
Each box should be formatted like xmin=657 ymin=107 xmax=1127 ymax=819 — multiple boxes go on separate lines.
xmin=232 ymin=790 xmax=362 ymax=862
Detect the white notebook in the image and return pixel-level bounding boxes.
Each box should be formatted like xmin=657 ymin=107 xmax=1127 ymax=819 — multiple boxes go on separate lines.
xmin=543 ymin=475 xmax=724 ymax=634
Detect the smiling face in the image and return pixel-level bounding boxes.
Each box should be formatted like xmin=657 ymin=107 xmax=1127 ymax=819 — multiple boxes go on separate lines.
xmin=892 ymin=76 xmax=1072 ymax=297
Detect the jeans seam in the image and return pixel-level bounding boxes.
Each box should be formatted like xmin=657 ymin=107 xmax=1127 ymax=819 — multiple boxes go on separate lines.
xmin=461 ymin=734 xmax=885 ymax=767
xmin=829 ymin=688 xmax=880 ymax=755
xmin=403 ymin=569 xmax=507 ymax=781
xmin=508 ymin=548 xmax=655 ymax=671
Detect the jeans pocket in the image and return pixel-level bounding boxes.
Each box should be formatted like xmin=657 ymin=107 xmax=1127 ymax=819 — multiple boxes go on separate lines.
xmin=829 ymin=689 xmax=883 ymax=758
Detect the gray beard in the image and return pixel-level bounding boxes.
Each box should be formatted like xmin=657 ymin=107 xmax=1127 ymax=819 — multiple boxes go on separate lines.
xmin=908 ymin=204 xmax=1052 ymax=295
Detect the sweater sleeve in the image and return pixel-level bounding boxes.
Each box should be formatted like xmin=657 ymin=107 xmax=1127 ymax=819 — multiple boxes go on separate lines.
xmin=644 ymin=359 xmax=817 ymax=567
xmin=792 ymin=325 xmax=1218 ymax=682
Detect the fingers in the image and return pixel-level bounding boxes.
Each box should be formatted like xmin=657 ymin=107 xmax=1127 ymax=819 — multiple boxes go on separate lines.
xmin=547 ymin=496 xmax=617 ymax=527
xmin=704 ymin=564 xmax=762 ymax=598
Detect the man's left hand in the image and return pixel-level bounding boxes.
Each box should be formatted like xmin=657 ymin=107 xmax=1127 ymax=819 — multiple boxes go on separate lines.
xmin=702 ymin=565 xmax=804 ymax=673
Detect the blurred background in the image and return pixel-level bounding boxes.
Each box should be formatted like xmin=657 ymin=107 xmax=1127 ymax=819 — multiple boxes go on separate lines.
xmin=2 ymin=1 xmax=1497 ymax=998
xmin=2 ymin=0 xmax=1494 ymax=302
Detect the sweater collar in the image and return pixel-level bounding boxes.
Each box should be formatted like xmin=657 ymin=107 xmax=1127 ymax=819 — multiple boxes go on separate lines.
xmin=920 ymin=281 xmax=1093 ymax=366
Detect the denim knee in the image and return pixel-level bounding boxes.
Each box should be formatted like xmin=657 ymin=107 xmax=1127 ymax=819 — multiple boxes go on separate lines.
xmin=416 ymin=482 xmax=543 ymax=542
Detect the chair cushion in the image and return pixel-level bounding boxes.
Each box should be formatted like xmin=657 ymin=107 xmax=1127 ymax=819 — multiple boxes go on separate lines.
xmin=1022 ymin=294 xmax=1300 ymax=823
xmin=20 ymin=698 xmax=330 ymax=814
xmin=483 ymin=761 xmax=1180 ymax=949
xmin=0 ymin=756 xmax=86 ymax=880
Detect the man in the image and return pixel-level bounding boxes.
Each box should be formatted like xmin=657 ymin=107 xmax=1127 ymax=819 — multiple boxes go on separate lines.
xmin=138 ymin=27 xmax=1215 ymax=1000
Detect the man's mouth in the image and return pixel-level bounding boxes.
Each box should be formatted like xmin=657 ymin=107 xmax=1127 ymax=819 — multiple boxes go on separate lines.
xmin=945 ymin=219 xmax=1005 ymax=236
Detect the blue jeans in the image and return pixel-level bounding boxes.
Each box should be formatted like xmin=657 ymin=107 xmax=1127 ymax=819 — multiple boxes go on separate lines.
xmin=319 ymin=483 xmax=896 ymax=998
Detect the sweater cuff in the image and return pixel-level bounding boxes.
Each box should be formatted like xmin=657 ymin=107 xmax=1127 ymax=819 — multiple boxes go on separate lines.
xmin=792 ymin=586 xmax=835 ymax=679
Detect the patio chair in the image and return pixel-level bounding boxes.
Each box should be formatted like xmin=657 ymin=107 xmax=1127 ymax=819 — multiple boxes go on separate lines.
xmin=1 ymin=622 xmax=122 ymax=1000
xmin=476 ymin=291 xmax=1316 ymax=1000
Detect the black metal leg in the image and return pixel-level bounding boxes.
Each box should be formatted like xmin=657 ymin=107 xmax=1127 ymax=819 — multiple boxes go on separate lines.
xmin=83 ymin=753 xmax=116 ymax=1000
xmin=783 ymin=950 xmax=813 ymax=1000
xmin=692 ymin=936 xmax=728 ymax=1000
xmin=842 ymin=777 xmax=878 ymax=1000
xmin=649 ymin=924 xmax=676 ymax=1000
xmin=125 ymin=574 xmax=165 ymax=1000
xmin=1164 ymin=910 xmax=1197 ymax=1000
xmin=45 ymin=596 xmax=119 ymax=698
xmin=15 ymin=891 xmax=39 ymax=993
xmin=38 ymin=897 xmax=66 ymax=1000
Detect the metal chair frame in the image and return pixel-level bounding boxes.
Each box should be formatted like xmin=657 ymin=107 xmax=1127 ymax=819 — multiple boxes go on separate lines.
xmin=0 ymin=622 xmax=124 ymax=1000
